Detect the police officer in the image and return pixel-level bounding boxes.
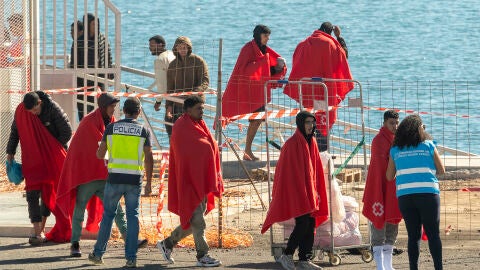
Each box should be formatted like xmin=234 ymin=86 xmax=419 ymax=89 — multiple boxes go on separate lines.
xmin=88 ymin=97 xmax=153 ymax=268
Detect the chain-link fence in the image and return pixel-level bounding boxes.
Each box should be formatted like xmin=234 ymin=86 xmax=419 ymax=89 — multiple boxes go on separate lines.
xmin=0 ymin=1 xmax=30 ymax=165
xmin=1 ymin=1 xmax=480 ymax=267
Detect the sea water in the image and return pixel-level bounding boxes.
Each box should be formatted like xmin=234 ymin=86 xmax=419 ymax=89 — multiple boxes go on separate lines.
xmin=116 ymin=0 xmax=480 ymax=81
xmin=43 ymin=0 xmax=480 ymax=153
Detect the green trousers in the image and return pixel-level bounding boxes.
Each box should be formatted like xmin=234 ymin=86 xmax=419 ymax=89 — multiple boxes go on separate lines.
xmin=165 ymin=199 xmax=209 ymax=259
xmin=71 ymin=180 xmax=127 ymax=243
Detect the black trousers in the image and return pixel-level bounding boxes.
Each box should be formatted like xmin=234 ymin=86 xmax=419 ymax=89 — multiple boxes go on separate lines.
xmin=76 ymin=79 xmax=104 ymax=121
xmin=26 ymin=190 xmax=51 ymax=223
xmin=398 ymin=193 xmax=442 ymax=270
xmin=165 ymin=103 xmax=183 ymax=137
xmin=284 ymin=214 xmax=315 ymax=261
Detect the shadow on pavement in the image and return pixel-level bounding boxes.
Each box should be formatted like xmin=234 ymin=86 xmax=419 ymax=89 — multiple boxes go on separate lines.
xmin=225 ymin=262 xmax=279 ymax=269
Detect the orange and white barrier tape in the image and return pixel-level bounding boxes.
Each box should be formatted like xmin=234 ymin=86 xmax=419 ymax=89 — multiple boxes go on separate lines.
xmin=106 ymin=91 xmax=216 ymax=98
xmin=156 ymin=152 xmax=169 ymax=232
xmin=6 ymin=86 xmax=99 ymax=95
xmin=222 ymin=104 xmax=479 ymax=128
xmin=7 ymin=88 xmax=216 ymax=98
xmin=9 ymin=88 xmax=478 ymax=120
xmin=221 ymin=106 xmax=334 ymax=126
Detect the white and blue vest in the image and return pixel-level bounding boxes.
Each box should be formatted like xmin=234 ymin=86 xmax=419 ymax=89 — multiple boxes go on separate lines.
xmin=390 ymin=140 xmax=439 ymax=197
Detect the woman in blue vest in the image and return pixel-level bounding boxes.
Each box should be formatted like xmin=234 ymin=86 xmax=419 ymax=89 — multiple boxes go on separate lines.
xmin=386 ymin=114 xmax=445 ymax=270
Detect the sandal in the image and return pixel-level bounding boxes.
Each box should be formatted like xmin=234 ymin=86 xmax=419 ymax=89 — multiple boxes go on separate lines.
xmin=243 ymin=153 xmax=259 ymax=161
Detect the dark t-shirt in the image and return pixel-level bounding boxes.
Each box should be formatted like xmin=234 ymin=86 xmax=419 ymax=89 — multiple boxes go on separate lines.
xmin=102 ymin=118 xmax=152 ymax=185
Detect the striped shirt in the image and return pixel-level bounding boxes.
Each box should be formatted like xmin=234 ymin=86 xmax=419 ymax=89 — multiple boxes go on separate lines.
xmin=390 ymin=140 xmax=439 ymax=197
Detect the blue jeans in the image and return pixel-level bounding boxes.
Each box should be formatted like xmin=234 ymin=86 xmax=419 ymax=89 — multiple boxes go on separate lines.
xmin=93 ymin=182 xmax=141 ymax=261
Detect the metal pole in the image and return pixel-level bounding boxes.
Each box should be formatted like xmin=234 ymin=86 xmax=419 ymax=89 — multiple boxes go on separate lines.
xmin=355 ymin=81 xmax=368 ymax=183
xmin=216 ymin=38 xmax=223 ymax=248
xmin=221 ymin=130 xmax=266 ymax=210
xmin=31 ymin=0 xmax=40 ymax=90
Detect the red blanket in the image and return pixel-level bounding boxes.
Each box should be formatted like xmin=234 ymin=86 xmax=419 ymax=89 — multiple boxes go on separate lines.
xmin=362 ymin=127 xmax=402 ymax=229
xmin=283 ymin=30 xmax=353 ymax=135
xmin=222 ymin=40 xmax=287 ymax=118
xmin=168 ymin=114 xmax=224 ymax=229
xmin=14 ymin=104 xmax=68 ymax=241
xmin=261 ymin=130 xmax=328 ymax=233
xmin=48 ymin=109 xmax=112 ymax=241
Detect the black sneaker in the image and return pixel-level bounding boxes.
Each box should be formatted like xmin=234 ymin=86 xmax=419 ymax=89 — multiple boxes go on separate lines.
xmin=137 ymin=239 xmax=148 ymax=248
xmin=393 ymin=247 xmax=405 ymax=256
xmin=125 ymin=259 xmax=137 ymax=268
xmin=88 ymin=252 xmax=104 ymax=265
xmin=29 ymin=235 xmax=47 ymax=246
xmin=28 ymin=236 xmax=35 ymax=245
xmin=70 ymin=241 xmax=82 ymax=257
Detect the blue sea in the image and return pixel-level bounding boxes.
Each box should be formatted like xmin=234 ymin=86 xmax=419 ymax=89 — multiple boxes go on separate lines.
xmin=115 ymin=0 xmax=480 ymax=81
xmin=45 ymin=0 xmax=480 ymax=153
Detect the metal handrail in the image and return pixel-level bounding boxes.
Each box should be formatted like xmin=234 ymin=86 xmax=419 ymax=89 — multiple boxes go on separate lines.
xmin=39 ymin=56 xmax=476 ymax=158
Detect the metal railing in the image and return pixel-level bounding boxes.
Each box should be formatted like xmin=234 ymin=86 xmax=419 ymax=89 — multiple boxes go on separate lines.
xmin=35 ymin=1 xmax=478 ymax=160
xmin=38 ymin=0 xmax=122 ymax=89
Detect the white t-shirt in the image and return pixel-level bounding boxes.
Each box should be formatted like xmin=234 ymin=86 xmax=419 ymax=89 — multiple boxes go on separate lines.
xmin=154 ymin=50 xmax=175 ymax=102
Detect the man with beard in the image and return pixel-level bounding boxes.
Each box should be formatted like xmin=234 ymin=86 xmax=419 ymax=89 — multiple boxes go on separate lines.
xmin=157 ymin=95 xmax=223 ymax=267
xmin=149 ymin=35 xmax=175 ymax=112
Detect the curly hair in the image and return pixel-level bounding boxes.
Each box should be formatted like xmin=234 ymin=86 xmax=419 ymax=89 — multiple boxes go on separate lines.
xmin=392 ymin=115 xmax=431 ymax=149
xmin=183 ymin=95 xmax=205 ymax=111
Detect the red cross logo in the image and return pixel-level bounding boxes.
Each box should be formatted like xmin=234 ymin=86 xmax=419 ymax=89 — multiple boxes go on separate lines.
xmin=372 ymin=202 xmax=384 ymax=217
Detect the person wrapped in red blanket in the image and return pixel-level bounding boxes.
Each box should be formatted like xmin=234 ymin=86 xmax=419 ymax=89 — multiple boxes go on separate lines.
xmin=6 ymin=91 xmax=72 ymax=245
xmin=261 ymin=111 xmax=328 ymax=270
xmin=284 ymin=22 xmax=353 ymax=152
xmin=222 ymin=24 xmax=287 ymax=161
xmin=362 ymin=110 xmax=402 ymax=270
xmin=52 ymin=93 xmax=142 ymax=257
xmin=157 ymin=95 xmax=224 ymax=267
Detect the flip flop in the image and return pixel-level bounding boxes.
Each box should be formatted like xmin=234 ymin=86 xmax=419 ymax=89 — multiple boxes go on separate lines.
xmin=243 ymin=153 xmax=259 ymax=161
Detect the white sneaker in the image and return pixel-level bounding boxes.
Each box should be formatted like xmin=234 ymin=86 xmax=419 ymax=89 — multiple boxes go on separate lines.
xmin=277 ymin=254 xmax=295 ymax=270
xmin=297 ymin=260 xmax=323 ymax=269
xmin=156 ymin=240 xmax=174 ymax=264
xmin=196 ymin=254 xmax=222 ymax=267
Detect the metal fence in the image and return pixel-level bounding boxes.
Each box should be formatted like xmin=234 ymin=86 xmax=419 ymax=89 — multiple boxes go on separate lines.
xmin=0 ymin=0 xmax=30 ymax=165
xmin=36 ymin=42 xmax=480 ymax=248
xmin=1 ymin=0 xmax=479 ymax=265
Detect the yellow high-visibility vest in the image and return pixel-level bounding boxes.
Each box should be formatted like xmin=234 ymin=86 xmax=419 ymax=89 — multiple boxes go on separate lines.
xmin=106 ymin=132 xmax=145 ymax=175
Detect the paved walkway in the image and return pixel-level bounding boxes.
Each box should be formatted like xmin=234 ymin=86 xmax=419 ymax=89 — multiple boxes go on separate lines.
xmin=1 ymin=191 xmax=480 ymax=269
